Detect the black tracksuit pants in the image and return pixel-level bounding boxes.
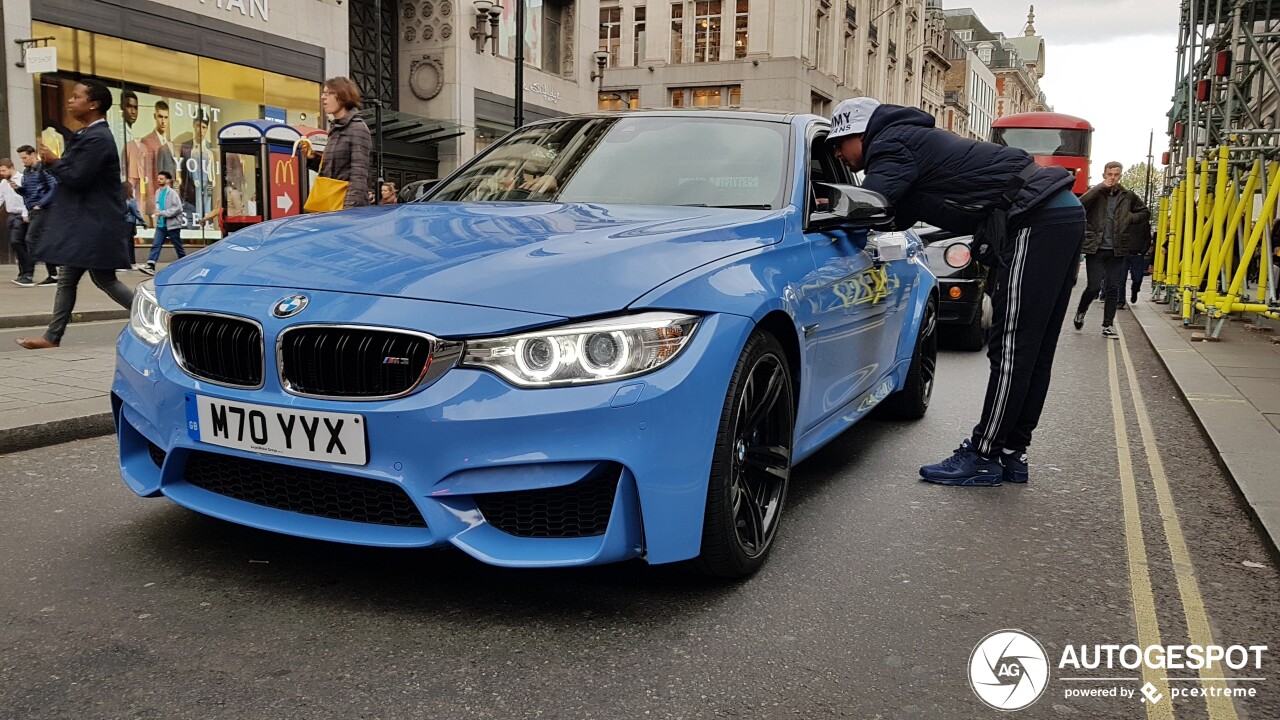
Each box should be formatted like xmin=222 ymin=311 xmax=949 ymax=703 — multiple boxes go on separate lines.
xmin=971 ymin=202 xmax=1086 ymax=457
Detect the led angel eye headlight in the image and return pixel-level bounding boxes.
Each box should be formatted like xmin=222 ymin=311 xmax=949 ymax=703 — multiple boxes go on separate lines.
xmin=129 ymin=280 xmax=169 ymax=346
xmin=462 ymin=312 xmax=700 ymax=387
xmin=580 ymin=331 xmax=630 ymax=376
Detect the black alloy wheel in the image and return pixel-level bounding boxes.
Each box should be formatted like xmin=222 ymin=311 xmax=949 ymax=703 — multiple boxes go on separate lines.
xmin=695 ymin=331 xmax=795 ymax=578
xmin=878 ymin=294 xmax=938 ymax=420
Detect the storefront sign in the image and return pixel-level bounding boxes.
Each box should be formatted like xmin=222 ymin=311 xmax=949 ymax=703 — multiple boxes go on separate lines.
xmin=270 ymin=152 xmax=300 ymax=218
xmin=197 ymin=0 xmax=270 ymax=23
xmin=25 ymin=47 xmax=57 ymax=74
xmin=523 ymin=83 xmax=561 ymax=105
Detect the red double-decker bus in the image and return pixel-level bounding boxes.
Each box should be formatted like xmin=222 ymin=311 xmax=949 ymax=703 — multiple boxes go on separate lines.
xmin=991 ymin=112 xmax=1093 ymax=195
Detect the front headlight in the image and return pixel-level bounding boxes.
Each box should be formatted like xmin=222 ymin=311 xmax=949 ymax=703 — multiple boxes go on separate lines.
xmin=129 ymin=280 xmax=169 ymax=345
xmin=462 ymin=312 xmax=700 ymax=387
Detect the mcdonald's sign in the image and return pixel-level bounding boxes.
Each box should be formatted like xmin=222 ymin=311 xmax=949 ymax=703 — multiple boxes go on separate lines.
xmin=273 ymin=157 xmax=296 ymax=185
xmin=268 ymin=151 xmax=301 ymax=218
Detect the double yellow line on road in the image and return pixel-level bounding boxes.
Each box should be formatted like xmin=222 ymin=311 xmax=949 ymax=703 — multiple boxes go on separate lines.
xmin=1107 ymin=330 xmax=1240 ymax=720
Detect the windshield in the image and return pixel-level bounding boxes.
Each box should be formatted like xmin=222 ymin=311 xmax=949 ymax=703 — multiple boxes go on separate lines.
xmin=431 ymin=115 xmax=791 ymax=209
xmin=991 ymin=127 xmax=1091 ymax=158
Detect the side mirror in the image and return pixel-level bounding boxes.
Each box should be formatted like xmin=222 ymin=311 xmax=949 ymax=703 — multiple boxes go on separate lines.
xmin=809 ymin=183 xmax=895 ymax=231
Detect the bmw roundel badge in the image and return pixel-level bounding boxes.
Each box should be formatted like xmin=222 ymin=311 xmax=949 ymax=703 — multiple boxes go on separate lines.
xmin=273 ymin=294 xmax=309 ymax=318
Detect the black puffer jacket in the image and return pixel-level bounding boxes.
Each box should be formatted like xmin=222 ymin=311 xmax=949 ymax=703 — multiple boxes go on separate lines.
xmin=859 ymin=104 xmax=1074 ymax=233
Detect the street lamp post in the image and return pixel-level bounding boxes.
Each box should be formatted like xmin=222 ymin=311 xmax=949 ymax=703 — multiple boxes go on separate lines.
xmin=374 ymin=0 xmax=384 ymax=192
xmin=470 ymin=1 xmax=503 ymax=54
xmin=515 ymin=0 xmax=525 ymax=128
xmin=590 ymin=50 xmax=610 ymax=92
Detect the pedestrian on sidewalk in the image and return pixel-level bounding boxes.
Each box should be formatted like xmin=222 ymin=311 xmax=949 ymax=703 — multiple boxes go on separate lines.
xmin=1117 ymin=227 xmax=1154 ymax=309
xmin=139 ymin=171 xmax=185 ymax=276
xmin=299 ymin=76 xmax=372 ymax=209
xmin=1073 ymin=162 xmax=1150 ymax=337
xmin=16 ymin=80 xmax=134 ymax=350
xmin=828 ymin=97 xmax=1085 ymax=487
xmin=14 ymin=144 xmax=59 ymax=286
xmin=380 ymin=181 xmax=398 ymax=205
xmin=1 ymin=158 xmax=34 ymax=286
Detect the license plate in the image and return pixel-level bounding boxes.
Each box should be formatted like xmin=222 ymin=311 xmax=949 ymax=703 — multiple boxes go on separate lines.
xmin=187 ymin=395 xmax=368 ymax=465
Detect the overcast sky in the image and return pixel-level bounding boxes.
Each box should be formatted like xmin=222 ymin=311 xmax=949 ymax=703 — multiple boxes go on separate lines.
xmin=946 ymin=1 xmax=1182 ymax=184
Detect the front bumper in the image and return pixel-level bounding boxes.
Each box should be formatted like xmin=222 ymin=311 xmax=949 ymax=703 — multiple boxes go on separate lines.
xmin=112 ymin=289 xmax=753 ymax=568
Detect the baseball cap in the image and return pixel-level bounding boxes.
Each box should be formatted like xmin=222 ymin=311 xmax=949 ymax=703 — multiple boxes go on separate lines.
xmin=828 ymin=97 xmax=882 ymax=141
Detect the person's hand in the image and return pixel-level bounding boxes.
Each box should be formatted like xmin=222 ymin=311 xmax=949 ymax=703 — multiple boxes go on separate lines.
xmin=298 ymin=139 xmax=315 ymax=160
xmin=7 ymin=179 xmax=16 ymax=189
xmin=37 ymin=142 xmax=56 ymax=165
xmin=520 ymin=174 xmax=558 ymax=195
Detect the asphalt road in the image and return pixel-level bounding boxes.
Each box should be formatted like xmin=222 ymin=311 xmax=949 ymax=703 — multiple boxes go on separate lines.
xmin=1 ymin=308 xmax=1278 ymax=720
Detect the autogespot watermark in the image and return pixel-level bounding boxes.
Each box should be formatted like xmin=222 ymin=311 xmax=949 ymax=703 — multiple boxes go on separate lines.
xmin=969 ymin=630 xmax=1051 ymax=711
xmin=968 ymin=631 xmax=1270 ymax=711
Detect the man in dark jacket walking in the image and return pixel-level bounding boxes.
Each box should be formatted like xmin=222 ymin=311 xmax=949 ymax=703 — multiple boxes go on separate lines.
xmin=16 ymin=79 xmax=134 ymax=350
xmin=1073 ymin=161 xmax=1150 ymax=336
xmin=829 ymin=97 xmax=1085 ymax=487
xmin=14 ymin=144 xmax=60 ymax=285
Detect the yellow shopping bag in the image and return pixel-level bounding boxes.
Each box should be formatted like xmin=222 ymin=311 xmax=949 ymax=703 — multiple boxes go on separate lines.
xmin=295 ymin=138 xmax=348 ymax=213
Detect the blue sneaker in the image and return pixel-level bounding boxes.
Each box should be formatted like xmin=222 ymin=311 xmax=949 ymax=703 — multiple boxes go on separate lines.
xmin=919 ymin=440 xmax=1003 ymax=486
xmin=1001 ymin=451 xmax=1029 ymax=484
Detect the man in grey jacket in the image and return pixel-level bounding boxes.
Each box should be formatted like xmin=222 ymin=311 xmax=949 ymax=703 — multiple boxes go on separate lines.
xmin=139 ymin=170 xmax=185 ymax=275
xmin=1073 ymin=161 xmax=1150 ymax=338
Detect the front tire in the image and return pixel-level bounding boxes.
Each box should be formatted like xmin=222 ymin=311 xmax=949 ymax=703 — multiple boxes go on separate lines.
xmin=694 ymin=331 xmax=795 ymax=579
xmin=877 ymin=294 xmax=938 ymax=420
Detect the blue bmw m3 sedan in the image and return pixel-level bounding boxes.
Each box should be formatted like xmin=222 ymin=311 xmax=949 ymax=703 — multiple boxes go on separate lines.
xmin=113 ymin=110 xmax=938 ymax=577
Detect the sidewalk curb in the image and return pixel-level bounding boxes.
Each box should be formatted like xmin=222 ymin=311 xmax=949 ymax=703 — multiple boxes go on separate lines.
xmin=0 ymin=410 xmax=115 ymax=455
xmin=0 ymin=309 xmax=129 ymax=330
xmin=1130 ymin=300 xmax=1280 ymax=559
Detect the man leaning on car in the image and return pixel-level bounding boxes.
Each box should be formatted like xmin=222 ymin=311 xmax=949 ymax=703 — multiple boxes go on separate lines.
xmin=827 ymin=97 xmax=1086 ymax=488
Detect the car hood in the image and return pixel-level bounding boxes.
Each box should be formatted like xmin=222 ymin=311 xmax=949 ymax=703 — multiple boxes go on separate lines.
xmin=163 ymin=202 xmax=786 ymax=317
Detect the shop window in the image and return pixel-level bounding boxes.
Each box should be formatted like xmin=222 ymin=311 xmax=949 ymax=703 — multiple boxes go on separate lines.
xmin=599 ymin=90 xmax=640 ymax=110
xmin=670 ymin=85 xmax=740 ymax=108
xmin=476 ymin=122 xmax=513 ymax=154
xmin=32 ymin=21 xmax=320 ymax=247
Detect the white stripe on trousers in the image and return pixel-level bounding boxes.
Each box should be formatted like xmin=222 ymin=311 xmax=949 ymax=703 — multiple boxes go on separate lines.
xmin=978 ymin=228 xmax=1031 ymax=456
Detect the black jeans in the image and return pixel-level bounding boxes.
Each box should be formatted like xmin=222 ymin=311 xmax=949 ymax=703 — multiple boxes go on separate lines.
xmin=971 ymin=203 xmax=1086 ymax=456
xmin=1077 ymin=250 xmax=1127 ymax=326
xmin=44 ymin=266 xmax=135 ymax=344
xmin=25 ymin=209 xmax=59 ymax=279
xmin=7 ymin=214 xmax=33 ymax=279
xmin=1119 ymin=254 xmax=1146 ymax=303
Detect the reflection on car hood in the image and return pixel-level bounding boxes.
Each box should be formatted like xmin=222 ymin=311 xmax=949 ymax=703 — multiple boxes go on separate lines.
xmin=163 ymin=202 xmax=786 ymax=317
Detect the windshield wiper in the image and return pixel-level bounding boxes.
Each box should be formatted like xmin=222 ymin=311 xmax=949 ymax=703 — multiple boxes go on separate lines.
xmin=676 ymin=203 xmax=773 ymax=210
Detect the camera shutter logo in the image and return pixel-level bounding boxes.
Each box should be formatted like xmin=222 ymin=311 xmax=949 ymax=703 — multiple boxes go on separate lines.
xmin=969 ymin=630 xmax=1050 ymax=711
xmin=273 ymin=295 xmax=309 ymax=318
